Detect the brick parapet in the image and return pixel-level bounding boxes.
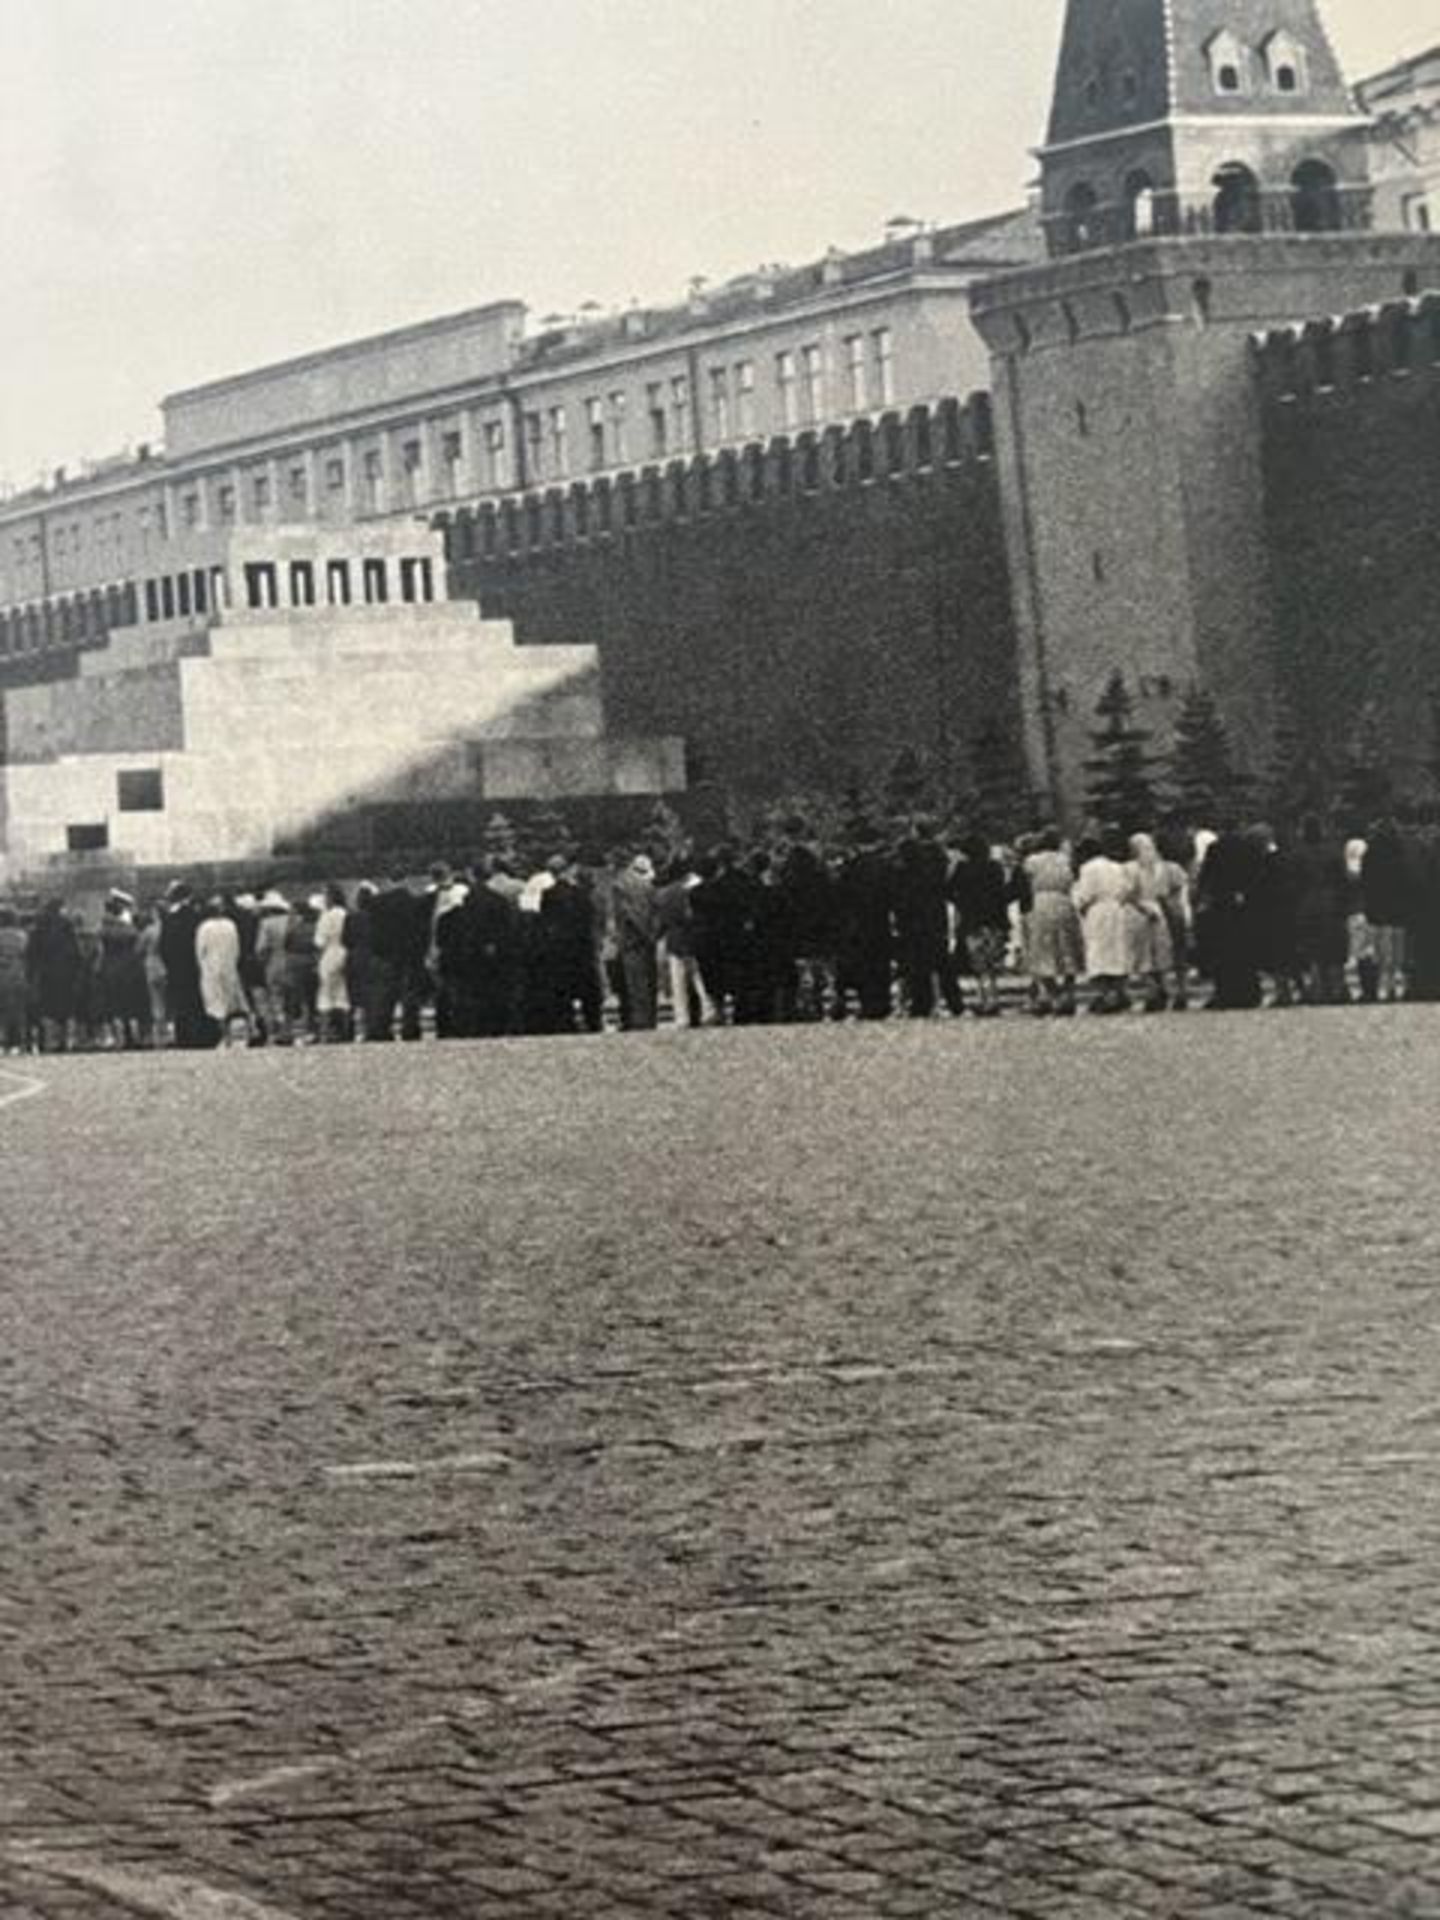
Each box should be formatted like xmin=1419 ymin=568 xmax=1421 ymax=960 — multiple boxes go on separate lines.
xmin=431 ymin=397 xmax=993 ymax=564
xmin=1251 ymin=290 xmax=1440 ymax=401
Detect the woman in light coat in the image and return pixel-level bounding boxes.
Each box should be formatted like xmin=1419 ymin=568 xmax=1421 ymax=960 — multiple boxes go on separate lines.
xmin=1127 ymin=833 xmax=1190 ymax=1012
xmin=1074 ymin=828 xmax=1140 ymax=1013
xmin=196 ymin=898 xmax=249 ymax=1047
xmin=1022 ymin=828 xmax=1084 ymax=1015
xmin=314 ymin=884 xmax=352 ymax=1042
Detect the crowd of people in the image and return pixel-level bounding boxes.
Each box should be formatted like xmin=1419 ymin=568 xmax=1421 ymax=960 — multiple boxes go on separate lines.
xmin=2 ymin=811 xmax=1439 ymax=1055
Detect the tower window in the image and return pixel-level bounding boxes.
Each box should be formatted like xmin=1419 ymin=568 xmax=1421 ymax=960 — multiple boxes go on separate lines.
xmin=1263 ymin=33 xmax=1308 ymax=96
xmin=1206 ymin=30 xmax=1249 ymax=97
xmin=647 ymin=382 xmax=668 ymax=456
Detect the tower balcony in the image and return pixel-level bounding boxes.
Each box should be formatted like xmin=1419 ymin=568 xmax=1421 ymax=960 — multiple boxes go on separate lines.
xmin=1044 ymin=179 xmax=1375 ymax=259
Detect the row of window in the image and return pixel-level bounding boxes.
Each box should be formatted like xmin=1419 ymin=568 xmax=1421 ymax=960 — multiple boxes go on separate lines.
xmin=184 ymin=333 xmax=896 ymax=518
xmin=235 ymin=555 xmax=435 ymax=611
xmin=134 ymin=553 xmax=438 ymax=621
xmin=568 ymin=331 xmax=896 ymax=478
xmin=1078 ymin=29 xmax=1308 ymax=113
xmin=0 ymin=585 xmax=136 ymax=658
xmin=1 ymin=331 xmax=903 ymax=599
xmin=1206 ymin=29 xmax=1308 ymax=99
xmin=185 ymin=432 xmax=476 ymax=531
xmin=0 ymin=549 xmax=440 ymax=661
xmin=11 ymin=507 xmax=134 ymax=575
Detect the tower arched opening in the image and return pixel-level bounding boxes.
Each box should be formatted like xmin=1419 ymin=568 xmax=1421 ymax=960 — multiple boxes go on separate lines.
xmin=1291 ymin=159 xmax=1342 ymax=234
xmin=1123 ymin=171 xmax=1156 ymax=239
xmin=1212 ymin=163 xmax=1262 ymax=236
xmin=1064 ymin=181 xmax=1101 ymax=251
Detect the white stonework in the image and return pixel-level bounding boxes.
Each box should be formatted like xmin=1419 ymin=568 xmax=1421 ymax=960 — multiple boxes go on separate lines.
xmin=0 ymin=526 xmax=684 ymax=883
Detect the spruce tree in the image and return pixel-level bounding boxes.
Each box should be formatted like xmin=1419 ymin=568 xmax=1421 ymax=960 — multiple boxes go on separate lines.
xmin=968 ymin=719 xmax=1031 ymax=840
xmin=526 ymin=803 xmax=574 ymax=869
xmin=645 ymin=799 xmax=688 ymax=868
xmin=1166 ymin=687 xmax=1245 ymax=828
xmin=838 ymin=776 xmax=880 ymax=851
xmin=882 ymin=746 xmax=932 ymax=830
xmin=1262 ymin=694 xmax=1322 ymax=830
xmin=1083 ymin=671 xmax=1161 ymax=833
xmin=483 ymin=811 xmax=519 ymax=869
xmin=1339 ymin=704 xmax=1393 ymax=829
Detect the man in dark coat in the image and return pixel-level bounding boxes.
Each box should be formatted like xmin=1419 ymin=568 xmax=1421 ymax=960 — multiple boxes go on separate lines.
xmin=776 ymin=826 xmax=837 ymax=1020
xmin=158 ymin=882 xmax=211 ymax=1048
xmin=1407 ymin=827 xmax=1440 ymax=1002
xmin=611 ymin=853 xmax=662 ymax=1031
xmin=892 ymin=818 xmax=963 ymax=1018
xmin=539 ymin=857 xmax=604 ymax=1033
xmin=1362 ymin=817 xmax=1416 ymax=1002
xmin=367 ymin=872 xmax=429 ymax=1041
xmin=747 ymin=851 xmax=794 ymax=1025
xmin=835 ymin=828 xmax=896 ymax=1021
xmin=691 ymin=846 xmax=766 ymax=1024
xmin=1287 ymin=816 xmax=1349 ymax=1004
xmin=26 ymin=899 xmax=85 ymax=1053
xmin=1250 ymin=827 xmax=1302 ymax=1007
xmin=1195 ymin=828 xmax=1267 ymax=1010
xmin=435 ymin=875 xmax=524 ymax=1038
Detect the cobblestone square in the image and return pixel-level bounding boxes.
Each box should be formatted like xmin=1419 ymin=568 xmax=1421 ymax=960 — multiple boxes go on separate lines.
xmin=3 ymin=1013 xmax=1440 ymax=1916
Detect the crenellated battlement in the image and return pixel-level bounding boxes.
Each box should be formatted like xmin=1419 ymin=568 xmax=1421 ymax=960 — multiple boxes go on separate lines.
xmin=970 ymin=235 xmax=1440 ymax=357
xmin=1252 ymin=291 xmax=1440 ymax=400
xmin=432 ymin=397 xmax=993 ymax=566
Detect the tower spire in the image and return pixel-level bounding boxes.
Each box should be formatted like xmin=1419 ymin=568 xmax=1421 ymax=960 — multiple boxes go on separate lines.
xmin=1039 ymin=0 xmax=1370 ymax=255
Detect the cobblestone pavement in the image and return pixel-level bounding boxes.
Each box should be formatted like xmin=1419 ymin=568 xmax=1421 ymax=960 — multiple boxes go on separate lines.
xmin=4 ymin=1013 xmax=1440 ymax=1917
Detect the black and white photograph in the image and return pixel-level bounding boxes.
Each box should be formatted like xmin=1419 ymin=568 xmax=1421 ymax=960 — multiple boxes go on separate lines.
xmin=3 ymin=1 xmax=1440 ymax=1913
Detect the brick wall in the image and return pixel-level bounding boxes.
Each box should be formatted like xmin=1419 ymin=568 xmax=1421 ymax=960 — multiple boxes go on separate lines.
xmin=1256 ymin=293 xmax=1440 ymax=799
xmin=437 ymin=398 xmax=1022 ymax=806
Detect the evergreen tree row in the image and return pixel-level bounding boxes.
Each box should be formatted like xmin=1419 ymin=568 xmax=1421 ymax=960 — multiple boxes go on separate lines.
xmin=1083 ymin=670 xmax=1415 ymax=836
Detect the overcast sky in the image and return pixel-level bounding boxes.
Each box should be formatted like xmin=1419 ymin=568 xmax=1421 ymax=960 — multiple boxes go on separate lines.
xmin=0 ymin=0 xmax=1432 ymax=485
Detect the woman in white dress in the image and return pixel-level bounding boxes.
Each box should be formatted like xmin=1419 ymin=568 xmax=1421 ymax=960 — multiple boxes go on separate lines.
xmin=195 ymin=898 xmax=250 ymax=1047
xmin=1073 ymin=829 xmax=1140 ymax=1013
xmin=314 ymin=884 xmax=351 ymax=1042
